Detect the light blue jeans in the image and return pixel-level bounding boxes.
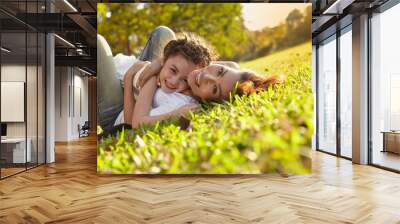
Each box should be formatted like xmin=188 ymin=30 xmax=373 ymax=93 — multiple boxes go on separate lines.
xmin=97 ymin=26 xmax=176 ymax=132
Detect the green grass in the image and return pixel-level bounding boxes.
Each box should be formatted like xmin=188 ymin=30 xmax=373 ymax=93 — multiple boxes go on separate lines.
xmin=97 ymin=42 xmax=313 ymax=174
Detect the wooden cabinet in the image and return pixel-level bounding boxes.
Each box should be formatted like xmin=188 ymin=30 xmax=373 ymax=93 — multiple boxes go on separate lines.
xmin=382 ymin=132 xmax=400 ymax=154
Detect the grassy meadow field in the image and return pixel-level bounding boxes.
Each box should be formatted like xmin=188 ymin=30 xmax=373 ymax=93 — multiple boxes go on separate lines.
xmin=97 ymin=42 xmax=313 ymax=174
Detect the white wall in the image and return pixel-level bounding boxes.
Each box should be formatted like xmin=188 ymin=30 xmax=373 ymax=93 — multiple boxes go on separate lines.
xmin=55 ymin=67 xmax=69 ymax=141
xmin=71 ymin=73 xmax=89 ymax=138
xmin=1 ymin=65 xmax=26 ymax=137
xmin=1 ymin=65 xmax=31 ymax=137
xmin=54 ymin=67 xmax=89 ymax=141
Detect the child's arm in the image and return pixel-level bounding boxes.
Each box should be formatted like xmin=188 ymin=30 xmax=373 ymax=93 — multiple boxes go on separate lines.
xmin=138 ymin=58 xmax=163 ymax=88
xmin=131 ymin=76 xmax=158 ymax=127
xmin=132 ymin=78 xmax=199 ymax=128
xmin=123 ymin=61 xmax=150 ymax=124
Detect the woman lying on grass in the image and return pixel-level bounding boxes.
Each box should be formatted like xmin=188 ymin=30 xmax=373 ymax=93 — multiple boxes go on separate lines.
xmin=98 ymin=26 xmax=280 ymax=136
xmin=131 ymin=57 xmax=282 ymax=131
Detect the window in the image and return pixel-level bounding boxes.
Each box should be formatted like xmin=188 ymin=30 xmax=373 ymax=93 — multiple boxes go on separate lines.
xmin=0 ymin=1 xmax=46 ymax=179
xmin=370 ymin=3 xmax=400 ymax=171
xmin=317 ymin=35 xmax=337 ymax=154
xmin=339 ymin=27 xmax=352 ymax=158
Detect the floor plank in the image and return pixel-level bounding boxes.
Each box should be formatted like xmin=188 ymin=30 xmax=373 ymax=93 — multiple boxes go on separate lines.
xmin=0 ymin=136 xmax=399 ymax=223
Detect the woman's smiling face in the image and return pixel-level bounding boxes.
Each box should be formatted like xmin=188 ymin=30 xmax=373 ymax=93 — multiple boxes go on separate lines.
xmin=187 ymin=64 xmax=242 ymax=102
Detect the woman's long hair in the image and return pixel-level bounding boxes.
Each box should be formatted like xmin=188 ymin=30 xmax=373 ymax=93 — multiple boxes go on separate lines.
xmin=236 ymin=71 xmax=282 ymax=96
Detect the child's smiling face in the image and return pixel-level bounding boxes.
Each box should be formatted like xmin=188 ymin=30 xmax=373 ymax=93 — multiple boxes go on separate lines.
xmin=159 ymin=54 xmax=197 ymax=94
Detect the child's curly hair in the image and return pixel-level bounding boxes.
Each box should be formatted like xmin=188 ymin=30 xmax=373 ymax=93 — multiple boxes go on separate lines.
xmin=163 ymin=32 xmax=218 ymax=67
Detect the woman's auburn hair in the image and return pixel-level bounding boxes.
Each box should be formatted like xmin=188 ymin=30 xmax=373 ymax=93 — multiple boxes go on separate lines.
xmin=236 ymin=71 xmax=282 ymax=96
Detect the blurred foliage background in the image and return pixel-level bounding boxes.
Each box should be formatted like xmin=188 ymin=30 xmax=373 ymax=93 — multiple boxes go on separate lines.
xmin=98 ymin=3 xmax=311 ymax=61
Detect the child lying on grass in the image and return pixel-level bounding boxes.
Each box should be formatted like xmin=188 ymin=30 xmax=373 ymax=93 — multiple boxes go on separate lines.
xmin=116 ymin=34 xmax=214 ymax=128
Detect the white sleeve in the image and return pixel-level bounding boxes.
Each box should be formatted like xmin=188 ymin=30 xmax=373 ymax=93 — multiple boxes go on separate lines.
xmin=150 ymin=92 xmax=198 ymax=116
xmin=149 ymin=103 xmax=183 ymax=116
xmin=113 ymin=53 xmax=138 ymax=81
xmin=150 ymin=99 xmax=194 ymax=116
xmin=113 ymin=110 xmax=125 ymax=126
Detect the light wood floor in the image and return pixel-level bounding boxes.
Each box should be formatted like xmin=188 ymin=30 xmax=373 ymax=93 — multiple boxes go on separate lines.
xmin=0 ymin=167 xmax=26 ymax=178
xmin=1 ymin=163 xmax=45 ymax=178
xmin=0 ymin=136 xmax=400 ymax=224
